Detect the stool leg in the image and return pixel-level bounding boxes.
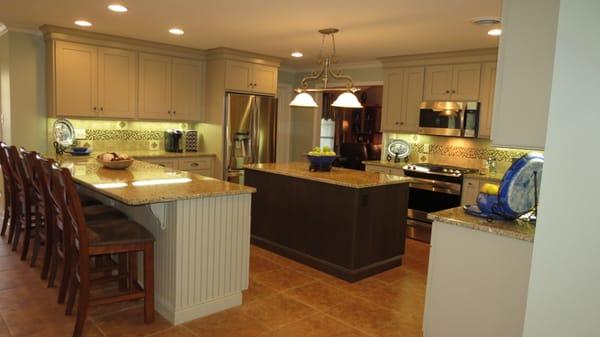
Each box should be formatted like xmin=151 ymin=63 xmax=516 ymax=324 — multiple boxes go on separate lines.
xmin=0 ymin=203 xmax=8 ymax=236
xmin=40 ymin=235 xmax=52 ymax=280
xmin=65 ymin=271 xmax=79 ymax=316
xmin=11 ymin=216 xmax=22 ymax=251
xmin=59 ymin=252 xmax=72 ymax=304
xmin=118 ymin=254 xmax=128 ymax=291
xmin=143 ymin=243 xmax=154 ymax=323
xmin=20 ymin=217 xmax=32 ymax=261
xmin=47 ymin=246 xmax=59 ymax=288
xmin=72 ymin=278 xmax=87 ymax=337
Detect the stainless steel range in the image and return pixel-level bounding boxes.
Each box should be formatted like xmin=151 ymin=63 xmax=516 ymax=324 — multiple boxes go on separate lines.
xmin=402 ymin=163 xmax=477 ymax=243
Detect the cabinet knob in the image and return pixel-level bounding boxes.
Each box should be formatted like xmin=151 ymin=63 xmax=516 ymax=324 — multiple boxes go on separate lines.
xmin=100 ymin=107 xmax=104 ymax=111
xmin=173 ymin=110 xmax=176 ymax=114
xmin=445 ymin=90 xmax=450 ymax=94
xmin=395 ymin=122 xmax=399 ymax=125
xmin=93 ymin=107 xmax=97 ymax=111
xmin=248 ymin=83 xmax=253 ymax=87
xmin=400 ymin=122 xmax=404 ymax=125
xmin=168 ymin=110 xmax=171 ymax=114
xmin=452 ymin=90 xmax=456 ymax=94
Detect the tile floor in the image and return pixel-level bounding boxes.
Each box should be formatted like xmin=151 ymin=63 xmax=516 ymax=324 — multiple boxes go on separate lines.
xmin=0 ymin=236 xmax=429 ymax=337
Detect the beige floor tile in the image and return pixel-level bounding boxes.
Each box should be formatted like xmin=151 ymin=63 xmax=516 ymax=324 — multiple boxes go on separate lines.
xmin=147 ymin=326 xmax=196 ymax=337
xmin=243 ymin=277 xmax=278 ymax=304
xmin=251 ymin=268 xmax=316 ymax=292
xmin=184 ymin=307 xmax=268 ymax=337
xmin=95 ymin=306 xmax=172 ymax=337
xmin=240 ymin=293 xmax=316 ymax=330
xmin=284 ymin=282 xmax=357 ymax=311
xmin=0 ymin=314 xmax=10 ymax=337
xmin=261 ymin=314 xmax=370 ymax=337
xmin=249 ymin=255 xmax=283 ymax=276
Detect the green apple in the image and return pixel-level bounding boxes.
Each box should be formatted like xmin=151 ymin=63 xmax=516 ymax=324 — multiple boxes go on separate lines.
xmin=322 ymin=146 xmax=332 ymax=153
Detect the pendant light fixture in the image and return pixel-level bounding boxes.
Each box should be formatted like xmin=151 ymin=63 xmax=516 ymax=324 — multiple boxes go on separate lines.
xmin=290 ymin=28 xmax=362 ymax=109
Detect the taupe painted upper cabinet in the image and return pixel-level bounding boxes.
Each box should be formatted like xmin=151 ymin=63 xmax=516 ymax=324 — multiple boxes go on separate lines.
xmin=381 ymin=66 xmax=424 ymax=132
xmin=98 ymin=47 xmax=138 ymax=119
xmin=225 ymin=60 xmax=278 ymax=95
xmin=54 ymin=41 xmax=138 ymax=118
xmin=491 ymin=0 xmax=559 ymax=150
xmin=55 ymin=41 xmax=98 ymax=117
xmin=139 ymin=53 xmax=205 ymax=121
xmin=139 ymin=53 xmax=172 ymax=119
xmin=478 ymin=62 xmax=497 ymax=139
xmin=423 ymin=63 xmax=481 ymax=101
xmin=172 ymin=58 xmax=205 ymax=121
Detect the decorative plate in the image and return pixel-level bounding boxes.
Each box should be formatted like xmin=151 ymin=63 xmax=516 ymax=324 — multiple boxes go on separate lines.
xmin=495 ymin=153 xmax=544 ymax=219
xmin=53 ymin=119 xmax=75 ymax=148
xmin=386 ymin=139 xmax=411 ymax=158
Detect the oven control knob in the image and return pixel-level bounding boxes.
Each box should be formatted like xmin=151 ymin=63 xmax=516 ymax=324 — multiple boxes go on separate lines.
xmin=443 ymin=168 xmax=449 ymax=173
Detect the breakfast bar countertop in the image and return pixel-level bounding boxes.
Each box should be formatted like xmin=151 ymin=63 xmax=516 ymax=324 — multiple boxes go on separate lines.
xmin=61 ymin=158 xmax=254 ymax=206
xmin=244 ymin=162 xmax=414 ymax=188
xmin=428 ymin=207 xmax=535 ymax=242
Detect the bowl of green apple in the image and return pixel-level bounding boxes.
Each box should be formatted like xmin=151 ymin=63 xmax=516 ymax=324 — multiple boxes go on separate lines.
xmin=307 ymin=146 xmax=337 ymax=172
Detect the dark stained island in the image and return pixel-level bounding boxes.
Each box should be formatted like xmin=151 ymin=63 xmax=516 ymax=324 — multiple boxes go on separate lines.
xmin=245 ymin=163 xmax=413 ymax=282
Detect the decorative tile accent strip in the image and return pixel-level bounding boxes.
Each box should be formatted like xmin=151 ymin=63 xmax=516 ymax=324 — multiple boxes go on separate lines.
xmin=85 ymin=129 xmax=163 ymax=141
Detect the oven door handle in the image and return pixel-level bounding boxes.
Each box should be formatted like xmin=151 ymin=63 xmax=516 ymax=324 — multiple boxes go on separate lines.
xmin=408 ymin=178 xmax=461 ymax=196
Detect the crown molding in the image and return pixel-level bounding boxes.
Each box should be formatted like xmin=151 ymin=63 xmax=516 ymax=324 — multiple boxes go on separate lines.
xmin=205 ymin=47 xmax=282 ymax=66
xmin=4 ymin=24 xmax=43 ymax=36
xmin=379 ymin=48 xmax=498 ymax=68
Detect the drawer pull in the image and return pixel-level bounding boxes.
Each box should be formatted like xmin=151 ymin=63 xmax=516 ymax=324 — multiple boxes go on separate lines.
xmin=191 ymin=162 xmax=199 ymax=167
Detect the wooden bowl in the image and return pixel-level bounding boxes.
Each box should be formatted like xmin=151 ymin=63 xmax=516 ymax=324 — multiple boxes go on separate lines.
xmin=96 ymin=158 xmax=134 ymax=170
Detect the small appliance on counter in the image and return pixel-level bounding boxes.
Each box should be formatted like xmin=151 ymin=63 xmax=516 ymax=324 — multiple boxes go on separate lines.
xmin=164 ymin=129 xmax=184 ymax=153
xmin=184 ymin=130 xmax=199 ymax=152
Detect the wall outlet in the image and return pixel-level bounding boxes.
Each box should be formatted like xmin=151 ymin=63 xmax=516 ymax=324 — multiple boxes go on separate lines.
xmin=74 ymin=128 xmax=86 ymax=139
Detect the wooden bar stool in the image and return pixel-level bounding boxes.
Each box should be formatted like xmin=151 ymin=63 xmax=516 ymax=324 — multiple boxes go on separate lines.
xmin=51 ymin=166 xmax=154 ymax=337
xmin=0 ymin=142 xmax=15 ymax=238
xmin=33 ymin=155 xmax=127 ymax=304
xmin=3 ymin=146 xmax=27 ymax=253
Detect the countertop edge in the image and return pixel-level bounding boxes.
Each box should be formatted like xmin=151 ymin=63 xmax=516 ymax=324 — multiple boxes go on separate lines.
xmin=245 ymin=165 xmax=413 ymax=189
xmin=428 ymin=212 xmax=534 ymax=242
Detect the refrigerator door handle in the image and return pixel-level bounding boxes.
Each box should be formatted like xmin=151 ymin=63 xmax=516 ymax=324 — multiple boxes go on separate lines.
xmin=250 ymin=96 xmax=260 ymax=163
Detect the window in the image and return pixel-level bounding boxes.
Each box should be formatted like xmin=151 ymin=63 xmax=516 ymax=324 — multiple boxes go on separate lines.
xmin=320 ymin=118 xmax=335 ymax=149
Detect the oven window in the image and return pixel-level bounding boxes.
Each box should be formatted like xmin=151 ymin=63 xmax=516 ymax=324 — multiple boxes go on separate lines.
xmin=408 ymin=188 xmax=461 ymax=213
xmin=419 ymin=109 xmax=461 ymax=129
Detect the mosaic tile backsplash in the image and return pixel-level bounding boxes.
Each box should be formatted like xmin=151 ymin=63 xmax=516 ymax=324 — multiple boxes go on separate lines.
xmin=47 ymin=118 xmax=202 ymax=153
xmin=383 ymin=132 xmax=542 ymax=171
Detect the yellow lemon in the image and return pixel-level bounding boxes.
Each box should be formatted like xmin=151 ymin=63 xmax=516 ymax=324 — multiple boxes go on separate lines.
xmin=480 ymin=183 xmax=500 ymax=195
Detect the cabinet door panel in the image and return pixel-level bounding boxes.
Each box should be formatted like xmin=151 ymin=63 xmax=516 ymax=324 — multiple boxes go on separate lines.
xmin=139 ymin=53 xmax=172 ymax=120
xmin=55 ymin=41 xmax=98 ymax=117
xmin=423 ymin=65 xmax=452 ymax=101
xmin=172 ymin=58 xmax=205 ymax=121
xmin=98 ymin=47 xmax=137 ymax=119
xmin=451 ymin=63 xmax=481 ymax=100
xmin=141 ymin=158 xmax=178 ymax=169
xmin=225 ymin=60 xmax=253 ymax=92
xmin=399 ymin=67 xmax=425 ymax=132
xmin=382 ymin=69 xmax=404 ymax=131
xmin=252 ymin=64 xmax=278 ymax=94
xmin=478 ymin=62 xmax=497 ymax=138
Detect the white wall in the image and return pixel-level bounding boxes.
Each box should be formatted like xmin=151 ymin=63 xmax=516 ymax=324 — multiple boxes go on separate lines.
xmin=0 ymin=31 xmax=10 ymax=142
xmin=523 ymin=1 xmax=600 ymax=336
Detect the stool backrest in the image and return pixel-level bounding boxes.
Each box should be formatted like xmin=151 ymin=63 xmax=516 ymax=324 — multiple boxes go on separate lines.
xmin=0 ymin=142 xmax=14 ymax=197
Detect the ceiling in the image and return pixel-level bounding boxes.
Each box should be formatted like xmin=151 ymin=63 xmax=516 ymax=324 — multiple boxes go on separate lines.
xmin=0 ymin=0 xmax=501 ymax=67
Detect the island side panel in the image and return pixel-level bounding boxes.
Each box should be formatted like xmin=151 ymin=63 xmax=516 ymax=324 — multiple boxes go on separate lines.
xmin=246 ymin=169 xmax=408 ymax=282
xmin=354 ymin=184 xmax=408 ymax=271
xmin=97 ymin=192 xmax=251 ymax=324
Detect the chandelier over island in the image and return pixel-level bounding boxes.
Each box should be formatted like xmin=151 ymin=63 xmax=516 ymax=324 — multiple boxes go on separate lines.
xmin=289 ymin=28 xmax=363 ymax=109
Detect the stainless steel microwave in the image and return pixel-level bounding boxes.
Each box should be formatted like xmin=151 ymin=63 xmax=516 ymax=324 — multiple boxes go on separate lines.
xmin=418 ymin=101 xmax=479 ymax=138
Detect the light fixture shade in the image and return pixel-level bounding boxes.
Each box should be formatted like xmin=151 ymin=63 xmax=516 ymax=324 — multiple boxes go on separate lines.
xmin=332 ymin=92 xmax=363 ymax=108
xmin=290 ymin=92 xmax=318 ymax=107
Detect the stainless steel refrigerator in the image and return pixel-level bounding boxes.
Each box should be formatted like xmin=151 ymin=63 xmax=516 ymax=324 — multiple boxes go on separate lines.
xmin=224 ymin=93 xmax=277 ymax=184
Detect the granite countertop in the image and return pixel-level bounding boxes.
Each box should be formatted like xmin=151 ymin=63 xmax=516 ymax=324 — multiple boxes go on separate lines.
xmin=362 ymin=160 xmax=407 ymax=169
xmin=244 ymin=162 xmax=414 ymax=188
xmin=60 ymin=158 xmax=254 ymax=206
xmin=428 ymin=207 xmax=535 ymax=242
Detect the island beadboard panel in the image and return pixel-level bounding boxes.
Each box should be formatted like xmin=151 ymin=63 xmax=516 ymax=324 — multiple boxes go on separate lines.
xmin=95 ymin=192 xmax=251 ymax=324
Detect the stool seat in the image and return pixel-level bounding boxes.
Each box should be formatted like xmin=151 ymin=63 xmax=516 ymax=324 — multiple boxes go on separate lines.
xmin=88 ymin=219 xmax=154 ymax=248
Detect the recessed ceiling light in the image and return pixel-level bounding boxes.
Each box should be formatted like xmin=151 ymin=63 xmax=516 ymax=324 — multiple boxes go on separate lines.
xmin=291 ymin=51 xmax=304 ymax=58
xmin=488 ymin=28 xmax=502 ymax=36
xmin=471 ymin=16 xmax=501 ymax=25
xmin=108 ymin=4 xmax=128 ymax=13
xmin=169 ymin=28 xmax=184 ymax=35
xmin=74 ymin=20 xmax=92 ymax=27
